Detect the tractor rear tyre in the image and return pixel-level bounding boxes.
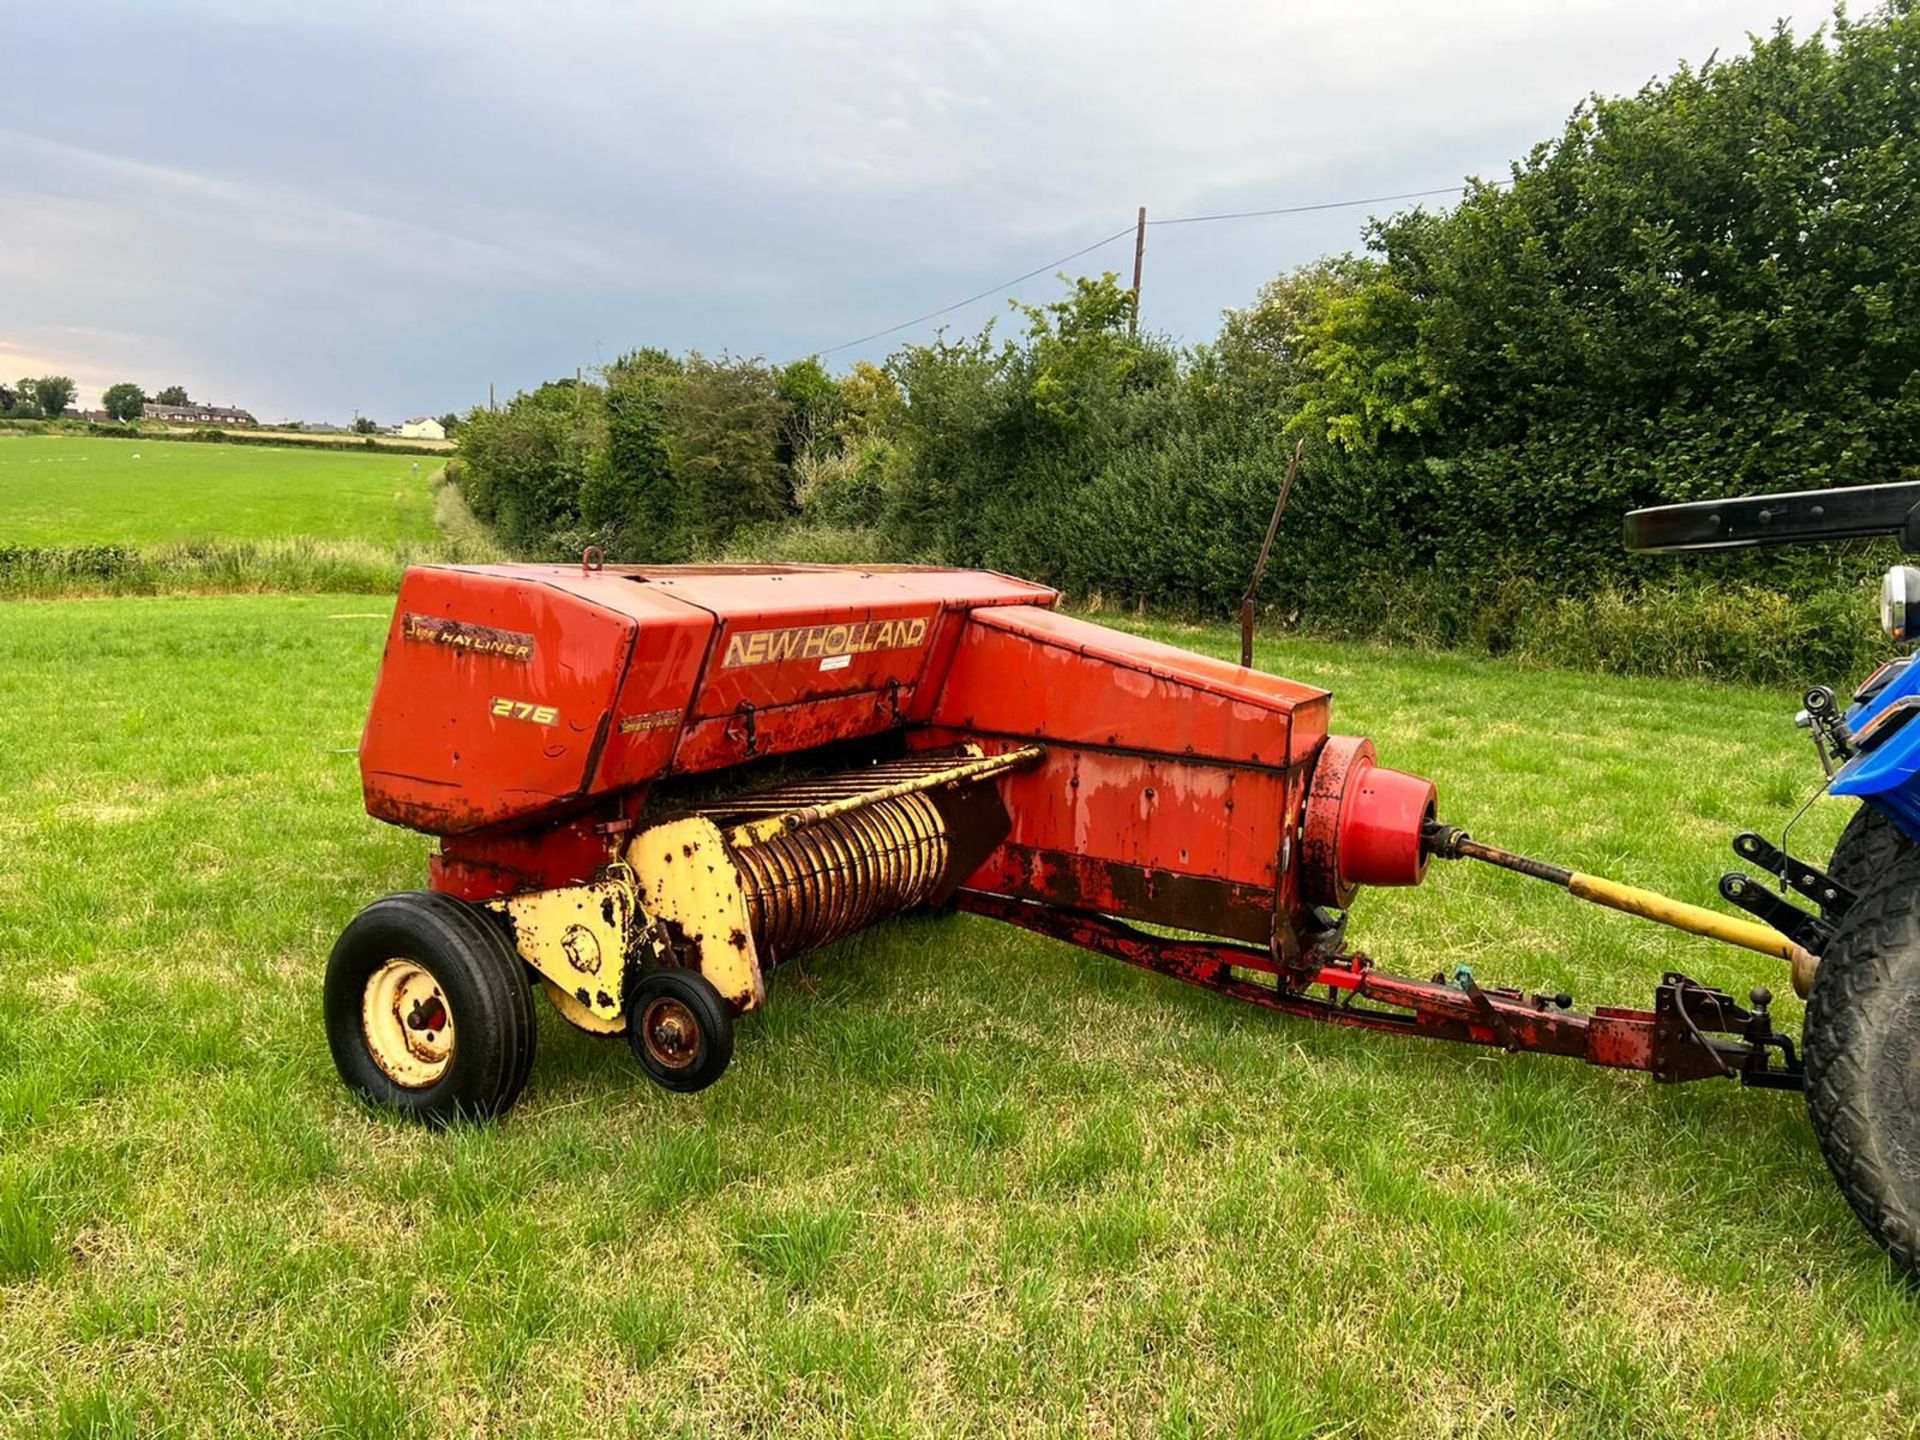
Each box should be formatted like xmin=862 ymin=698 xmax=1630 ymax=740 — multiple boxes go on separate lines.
xmin=325 ymin=892 xmax=537 ymax=1126
xmin=1804 ymin=819 xmax=1920 ymax=1281
xmin=627 ymin=969 xmax=733 ymax=1093
xmin=1827 ymin=803 xmax=1906 ymax=906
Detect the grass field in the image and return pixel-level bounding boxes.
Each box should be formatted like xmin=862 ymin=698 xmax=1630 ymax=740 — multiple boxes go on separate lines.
xmin=0 ymin=435 xmax=439 ymax=546
xmin=2 ymin=596 xmax=1916 ymax=1438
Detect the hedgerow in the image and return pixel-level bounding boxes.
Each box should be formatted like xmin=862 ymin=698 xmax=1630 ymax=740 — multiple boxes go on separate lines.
xmin=449 ymin=5 xmax=1920 ymax=685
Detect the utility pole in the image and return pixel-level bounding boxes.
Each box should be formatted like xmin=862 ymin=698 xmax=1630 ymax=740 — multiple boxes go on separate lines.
xmin=1129 ymin=205 xmax=1147 ymax=336
xmin=489 ymin=382 xmax=496 ymax=413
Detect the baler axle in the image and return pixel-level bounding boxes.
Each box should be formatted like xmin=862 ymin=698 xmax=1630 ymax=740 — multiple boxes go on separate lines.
xmin=1423 ymin=823 xmax=1819 ymax=995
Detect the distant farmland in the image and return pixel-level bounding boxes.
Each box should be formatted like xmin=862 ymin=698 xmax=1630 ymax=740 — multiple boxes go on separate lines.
xmin=0 ymin=435 xmax=440 ymax=546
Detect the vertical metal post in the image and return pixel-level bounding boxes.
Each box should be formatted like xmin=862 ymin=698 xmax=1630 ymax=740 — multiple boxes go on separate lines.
xmin=1239 ymin=438 xmax=1306 ymax=668
xmin=1130 ymin=206 xmax=1147 ymax=336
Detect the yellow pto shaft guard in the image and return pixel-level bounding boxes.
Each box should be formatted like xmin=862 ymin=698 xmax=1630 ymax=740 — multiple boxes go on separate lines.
xmin=1424 ymin=824 xmax=1821 ymax=997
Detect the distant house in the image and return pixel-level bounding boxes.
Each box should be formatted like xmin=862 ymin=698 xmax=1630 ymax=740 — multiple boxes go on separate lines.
xmin=397 ymin=416 xmax=447 ymax=441
xmin=143 ymin=402 xmax=258 ymax=427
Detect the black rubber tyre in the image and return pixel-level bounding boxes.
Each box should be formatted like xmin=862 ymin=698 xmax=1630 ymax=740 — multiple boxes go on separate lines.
xmin=626 ymin=969 xmax=734 ymax=1093
xmin=1804 ymin=816 xmax=1920 ymax=1280
xmin=1827 ymin=803 xmax=1903 ymax=905
xmin=324 ymin=892 xmax=537 ymax=1126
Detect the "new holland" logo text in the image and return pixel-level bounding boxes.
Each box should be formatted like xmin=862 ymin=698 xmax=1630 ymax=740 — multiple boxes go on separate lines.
xmin=722 ymin=615 xmax=932 ymax=669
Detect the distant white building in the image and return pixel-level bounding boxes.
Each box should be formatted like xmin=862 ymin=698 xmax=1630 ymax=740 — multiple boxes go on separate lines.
xmin=397 ymin=416 xmax=446 ymax=441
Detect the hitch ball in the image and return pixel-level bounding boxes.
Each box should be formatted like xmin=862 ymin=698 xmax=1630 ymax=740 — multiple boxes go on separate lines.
xmin=1300 ymin=735 xmax=1438 ymax=908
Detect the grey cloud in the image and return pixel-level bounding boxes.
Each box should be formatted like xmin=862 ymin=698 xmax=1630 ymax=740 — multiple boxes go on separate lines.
xmin=4 ymin=0 xmax=1806 ymax=419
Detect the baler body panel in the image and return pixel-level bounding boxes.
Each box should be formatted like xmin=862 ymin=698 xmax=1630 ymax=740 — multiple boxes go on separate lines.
xmin=647 ymin=566 xmax=1054 ymax=775
xmin=914 ymin=606 xmax=1335 ymax=953
xmin=361 ymin=567 xmax=694 ymax=835
xmin=947 ymin=746 xmax=1302 ymax=946
xmin=927 ymin=606 xmax=1330 ymax=766
xmin=364 ymin=564 xmax=1059 ymax=838
xmin=364 ymin=564 xmax=1343 ymax=955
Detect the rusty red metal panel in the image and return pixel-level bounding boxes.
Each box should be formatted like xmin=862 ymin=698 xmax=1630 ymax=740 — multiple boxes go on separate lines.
xmin=432 ymin=814 xmax=619 ymax=902
xmin=643 ymin=567 xmax=1045 ymax=725
xmin=1586 ymin=1011 xmax=1659 ymax=1071
xmin=927 ymin=606 xmax=1331 ymax=767
xmin=589 ymin=605 xmax=717 ymax=792
xmin=935 ymin=740 xmax=1294 ymax=906
xmin=362 ymin=563 xmax=1055 ymax=829
xmin=670 ymin=689 xmax=913 ymax=773
xmin=908 ymin=604 xmax=1330 ymax=949
xmin=970 ymin=846 xmax=1277 ymax=944
xmin=689 ymin=602 xmax=940 ymax=721
xmin=361 ymin=569 xmax=657 ymax=834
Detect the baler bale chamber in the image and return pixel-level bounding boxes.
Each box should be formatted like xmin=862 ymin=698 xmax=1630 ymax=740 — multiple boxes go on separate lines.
xmin=327 ymin=559 xmax=1804 ymax=1133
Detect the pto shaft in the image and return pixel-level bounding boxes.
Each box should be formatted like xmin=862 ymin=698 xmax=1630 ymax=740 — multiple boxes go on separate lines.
xmin=1424 ymin=823 xmax=1819 ymax=994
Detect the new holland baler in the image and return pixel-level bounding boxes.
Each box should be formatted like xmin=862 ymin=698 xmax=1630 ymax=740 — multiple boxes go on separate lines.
xmin=331 ymin=554 xmax=1888 ymax=1260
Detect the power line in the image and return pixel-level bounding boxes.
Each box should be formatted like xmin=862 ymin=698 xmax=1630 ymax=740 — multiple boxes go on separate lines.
xmin=1148 ymin=183 xmax=1477 ymax=227
xmin=817 ymin=225 xmax=1135 ymax=356
xmin=814 ymin=179 xmax=1484 ymax=359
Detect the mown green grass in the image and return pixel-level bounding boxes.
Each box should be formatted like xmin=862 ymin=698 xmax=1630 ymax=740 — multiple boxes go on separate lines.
xmin=0 ymin=435 xmax=438 ymax=545
xmin=1 ymin=596 xmax=1915 ymax=1438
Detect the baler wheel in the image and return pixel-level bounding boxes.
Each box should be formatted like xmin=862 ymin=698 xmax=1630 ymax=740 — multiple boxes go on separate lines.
xmin=324 ymin=893 xmax=537 ymax=1126
xmin=627 ymin=969 xmax=734 ymax=1093
xmin=1805 ymin=820 xmax=1920 ymax=1281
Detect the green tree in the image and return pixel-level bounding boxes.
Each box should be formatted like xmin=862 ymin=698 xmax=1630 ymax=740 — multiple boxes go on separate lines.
xmin=1286 ymin=4 xmax=1920 ymax=602
xmin=662 ymin=354 xmax=793 ymax=552
xmin=886 ymin=272 xmax=1177 ymax=574
xmin=454 ymin=378 xmax=606 ymax=555
xmin=3 ymin=381 xmax=38 ymax=418
xmin=101 ymin=383 xmax=146 ymax=423
xmin=26 ymin=376 xmax=75 ymax=418
xmin=351 ymin=417 xmax=379 ymax=435
xmin=153 ymin=385 xmax=190 ymax=407
xmin=776 ymin=356 xmax=844 ymax=468
xmin=581 ymin=351 xmax=681 ymax=559
xmin=437 ymin=412 xmax=460 ymax=437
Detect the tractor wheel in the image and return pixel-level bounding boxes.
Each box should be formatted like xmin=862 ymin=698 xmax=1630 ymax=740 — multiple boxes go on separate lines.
xmin=1804 ymin=827 xmax=1920 ymax=1281
xmin=627 ymin=969 xmax=734 ymax=1093
xmin=1827 ymin=804 xmax=1908 ymax=908
xmin=325 ymin=892 xmax=537 ymax=1126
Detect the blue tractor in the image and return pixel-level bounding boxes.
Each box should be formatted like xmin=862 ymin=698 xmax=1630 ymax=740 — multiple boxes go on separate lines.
xmin=1629 ymin=481 xmax=1920 ymax=1281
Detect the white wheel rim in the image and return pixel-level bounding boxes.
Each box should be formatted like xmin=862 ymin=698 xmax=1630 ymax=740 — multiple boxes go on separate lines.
xmin=362 ymin=959 xmax=456 ymax=1087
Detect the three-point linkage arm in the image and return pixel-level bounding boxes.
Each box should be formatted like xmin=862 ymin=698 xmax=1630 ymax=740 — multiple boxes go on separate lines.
xmin=1625 ymin=480 xmax=1920 ymax=553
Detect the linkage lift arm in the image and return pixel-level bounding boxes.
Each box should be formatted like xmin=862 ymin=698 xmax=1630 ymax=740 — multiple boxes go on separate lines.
xmin=1625 ymin=480 xmax=1920 ymax=553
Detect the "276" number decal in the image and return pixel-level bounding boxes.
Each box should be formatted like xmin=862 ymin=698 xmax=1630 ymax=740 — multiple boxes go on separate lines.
xmin=490 ymin=697 xmax=559 ymax=725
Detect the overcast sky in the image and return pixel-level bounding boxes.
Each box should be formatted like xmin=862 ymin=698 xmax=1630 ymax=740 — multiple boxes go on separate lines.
xmin=4 ymin=0 xmax=1813 ymax=423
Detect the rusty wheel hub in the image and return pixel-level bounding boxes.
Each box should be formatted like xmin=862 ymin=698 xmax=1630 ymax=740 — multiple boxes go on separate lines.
xmin=362 ymin=959 xmax=456 ymax=1087
xmin=640 ymin=996 xmax=700 ymax=1070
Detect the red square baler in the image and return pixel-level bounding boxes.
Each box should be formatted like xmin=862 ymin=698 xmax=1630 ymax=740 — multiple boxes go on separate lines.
xmin=329 ymin=559 xmax=1802 ymax=1124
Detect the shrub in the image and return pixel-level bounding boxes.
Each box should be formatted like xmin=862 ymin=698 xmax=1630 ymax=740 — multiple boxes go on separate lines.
xmin=718 ymin=522 xmax=903 ymax=567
